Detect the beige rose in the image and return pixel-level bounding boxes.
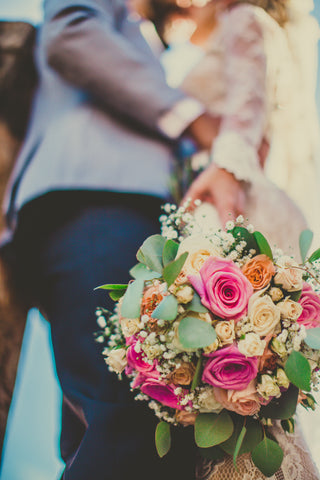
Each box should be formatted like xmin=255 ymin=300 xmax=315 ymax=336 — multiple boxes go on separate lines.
xmin=143 ymin=344 xmax=163 ymax=359
xmin=213 ymin=381 xmax=261 ymax=416
xmin=257 ymin=374 xmax=281 ymax=400
xmin=197 ymin=386 xmax=223 ymax=413
xmin=120 ymin=318 xmax=141 ymax=337
xmin=105 ymin=348 xmax=127 ymax=374
xmin=175 ymin=410 xmax=198 ymax=426
xmin=248 ymin=292 xmax=281 ymax=337
xmin=167 ymin=362 xmax=196 ymax=386
xmin=269 ymin=287 xmax=284 ymax=302
xmin=276 ymin=368 xmax=290 ymax=389
xmin=215 ymin=321 xmax=235 ymax=345
xmin=274 ymin=256 xmax=303 ymax=292
xmin=277 ymin=298 xmax=303 ymax=321
xmin=175 ymin=285 xmax=194 ymax=304
xmin=238 ymin=333 xmax=266 ymax=357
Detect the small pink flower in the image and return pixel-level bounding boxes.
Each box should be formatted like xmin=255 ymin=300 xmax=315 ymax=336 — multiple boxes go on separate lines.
xmin=189 ymin=257 xmax=253 ymax=320
xmin=140 ymin=378 xmax=187 ymax=410
xmin=298 ymin=283 xmax=320 ymax=329
xmin=202 ymin=344 xmax=258 ymax=390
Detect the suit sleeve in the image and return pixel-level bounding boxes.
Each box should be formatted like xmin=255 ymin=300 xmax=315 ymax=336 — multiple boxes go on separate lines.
xmin=43 ymin=0 xmax=187 ymax=133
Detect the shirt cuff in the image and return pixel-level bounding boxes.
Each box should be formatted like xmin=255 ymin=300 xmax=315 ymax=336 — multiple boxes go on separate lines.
xmin=158 ymin=98 xmax=205 ymax=139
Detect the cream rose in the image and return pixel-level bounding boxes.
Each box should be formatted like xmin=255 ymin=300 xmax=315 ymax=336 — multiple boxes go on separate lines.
xmin=215 ymin=320 xmax=235 ymax=345
xmin=105 ymin=348 xmax=127 ymax=374
xmin=175 ymin=285 xmax=194 ymax=304
xmin=248 ymin=292 xmax=281 ymax=337
xmin=277 ymin=298 xmax=303 ymax=321
xmin=213 ymin=381 xmax=261 ymax=416
xmin=257 ymin=374 xmax=281 ymax=400
xmin=274 ymin=256 xmax=303 ymax=292
xmin=142 ymin=344 xmax=163 ymax=360
xmin=197 ymin=386 xmax=223 ymax=413
xmin=271 ymin=338 xmax=287 ymax=358
xmin=269 ymin=287 xmax=284 ymax=302
xmin=276 ymin=368 xmax=290 ymax=389
xmin=120 ymin=318 xmax=141 ymax=337
xmin=238 ymin=333 xmax=266 ymax=357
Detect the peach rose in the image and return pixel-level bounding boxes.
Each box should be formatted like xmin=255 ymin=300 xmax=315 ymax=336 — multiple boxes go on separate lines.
xmin=167 ymin=362 xmax=196 ymax=386
xmin=213 ymin=381 xmax=261 ymax=416
xmin=242 ymin=254 xmax=275 ymax=290
xmin=215 ymin=320 xmax=235 ymax=345
xmin=141 ymin=284 xmax=164 ymax=317
xmin=277 ymin=298 xmax=303 ymax=321
xmin=274 ymin=256 xmax=303 ymax=292
xmin=175 ymin=410 xmax=198 ymax=426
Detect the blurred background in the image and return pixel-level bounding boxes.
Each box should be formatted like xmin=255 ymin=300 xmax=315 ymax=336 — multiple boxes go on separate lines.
xmin=0 ymin=1 xmax=320 ymax=479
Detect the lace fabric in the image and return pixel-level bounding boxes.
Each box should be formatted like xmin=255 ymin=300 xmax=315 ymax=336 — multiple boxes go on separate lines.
xmin=196 ymin=422 xmax=320 ymax=480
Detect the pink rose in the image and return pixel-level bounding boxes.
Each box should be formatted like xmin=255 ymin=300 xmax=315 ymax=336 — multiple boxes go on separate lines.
xmin=298 ymin=283 xmax=320 ymax=329
xmin=202 ymin=344 xmax=258 ymax=390
xmin=140 ymin=378 xmax=187 ymax=410
xmin=189 ymin=257 xmax=253 ymax=320
xmin=126 ymin=344 xmax=158 ymax=376
xmin=213 ymin=381 xmax=261 ymax=416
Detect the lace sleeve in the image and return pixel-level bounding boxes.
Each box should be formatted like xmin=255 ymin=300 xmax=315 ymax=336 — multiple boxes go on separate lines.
xmin=211 ymin=5 xmax=267 ymax=182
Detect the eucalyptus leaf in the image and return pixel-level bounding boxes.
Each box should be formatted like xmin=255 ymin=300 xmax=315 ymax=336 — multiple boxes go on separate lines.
xmin=253 ymin=231 xmax=273 ymax=260
xmin=109 ymin=290 xmax=126 ymax=301
xmin=137 ymin=234 xmax=166 ymax=273
xmin=162 ymin=239 xmax=179 ymax=266
xmin=260 ymin=384 xmax=299 ymax=420
xmin=151 ymin=295 xmax=178 ymax=321
xmin=178 ymin=316 xmax=216 ymax=349
xmin=233 ymin=425 xmax=247 ymax=469
xmin=308 ymin=248 xmax=320 ymax=264
xmin=121 ymin=279 xmax=144 ymax=319
xmin=187 ymin=292 xmax=209 ymax=314
xmin=191 ymin=357 xmax=202 ymax=391
xmin=288 ymin=289 xmax=302 ymax=302
xmin=231 ymin=227 xmax=259 ymax=255
xmin=155 ymin=421 xmax=171 ymax=458
xmin=285 ymin=350 xmax=311 ymax=392
xmin=221 ymin=415 xmax=263 ymax=455
xmin=129 ymin=263 xmax=161 ymax=281
xmin=163 ymin=252 xmax=188 ymax=287
xmin=195 ymin=411 xmax=233 ymax=448
xmin=251 ymin=437 xmax=283 ymax=477
xmin=305 ymin=328 xmax=320 ymax=350
xmin=94 ymin=284 xmax=128 ymax=291
xmin=198 ymin=446 xmax=225 ymax=461
xmin=299 ymin=229 xmax=314 ymax=263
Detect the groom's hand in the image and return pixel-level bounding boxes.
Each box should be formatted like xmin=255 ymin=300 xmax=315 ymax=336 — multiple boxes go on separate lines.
xmin=183 ymin=164 xmax=246 ymax=227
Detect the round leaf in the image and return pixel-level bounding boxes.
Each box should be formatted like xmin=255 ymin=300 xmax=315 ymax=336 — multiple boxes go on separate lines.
xmin=195 ymin=411 xmax=234 ymax=448
xmin=252 ymin=438 xmax=283 ymax=477
xmin=178 ymin=316 xmax=216 ymax=349
xmin=163 ymin=252 xmax=188 ymax=287
xmin=253 ymin=231 xmax=273 ymax=260
xmin=162 ymin=239 xmax=179 ymax=266
xmin=155 ymin=421 xmax=171 ymax=458
xmin=187 ymin=292 xmax=209 ymax=314
xmin=305 ymin=327 xmax=320 ymax=350
xmin=299 ymin=229 xmax=314 ymax=263
xmin=151 ymin=295 xmax=178 ymax=321
xmin=129 ymin=263 xmax=161 ymax=281
xmin=121 ymin=279 xmax=144 ymax=319
xmin=260 ymin=384 xmax=299 ymax=420
xmin=137 ymin=234 xmax=166 ymax=273
xmin=285 ymin=350 xmax=311 ymax=392
xmin=221 ymin=415 xmax=263 ymax=455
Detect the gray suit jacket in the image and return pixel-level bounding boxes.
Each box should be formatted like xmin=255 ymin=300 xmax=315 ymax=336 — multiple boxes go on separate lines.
xmin=4 ymin=0 xmax=186 ymax=232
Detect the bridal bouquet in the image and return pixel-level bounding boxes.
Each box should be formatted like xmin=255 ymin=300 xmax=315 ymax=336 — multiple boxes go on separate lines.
xmin=95 ymin=204 xmax=320 ymax=477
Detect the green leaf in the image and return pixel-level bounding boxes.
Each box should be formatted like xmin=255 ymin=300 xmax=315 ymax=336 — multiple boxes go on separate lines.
xmin=308 ymin=248 xmax=320 ymax=264
xmin=288 ymin=289 xmax=302 ymax=302
xmin=252 ymin=437 xmax=283 ymax=477
xmin=285 ymin=350 xmax=311 ymax=392
xmin=129 ymin=263 xmax=161 ymax=281
xmin=198 ymin=446 xmax=225 ymax=461
xmin=221 ymin=415 xmax=263 ymax=456
xmin=305 ymin=327 xmax=320 ymax=350
xmin=155 ymin=421 xmax=171 ymax=458
xmin=121 ymin=279 xmax=144 ymax=319
xmin=195 ymin=411 xmax=234 ymax=448
xmin=260 ymin=384 xmax=299 ymax=420
xmin=191 ymin=356 xmax=202 ymax=391
xmin=109 ymin=290 xmax=126 ymax=301
xmin=178 ymin=316 xmax=216 ymax=349
xmin=187 ymin=292 xmax=209 ymax=314
xmin=299 ymin=229 xmax=314 ymax=263
xmin=151 ymin=295 xmax=178 ymax=321
xmin=253 ymin=231 xmax=273 ymax=260
xmin=136 ymin=234 xmax=166 ymax=273
xmin=162 ymin=239 xmax=179 ymax=266
xmin=94 ymin=283 xmax=128 ymax=291
xmin=163 ymin=252 xmax=188 ymax=287
xmin=233 ymin=425 xmax=247 ymax=469
xmin=231 ymin=227 xmax=259 ymax=254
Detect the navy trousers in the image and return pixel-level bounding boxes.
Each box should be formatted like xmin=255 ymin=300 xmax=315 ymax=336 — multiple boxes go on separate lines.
xmin=11 ymin=191 xmax=196 ymax=480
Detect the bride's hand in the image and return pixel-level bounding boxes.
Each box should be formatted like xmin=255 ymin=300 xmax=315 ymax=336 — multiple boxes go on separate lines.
xmin=182 ymin=164 xmax=246 ymax=227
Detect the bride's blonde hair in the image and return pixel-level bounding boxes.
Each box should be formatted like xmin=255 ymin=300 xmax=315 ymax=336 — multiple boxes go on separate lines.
xmin=230 ymin=0 xmax=289 ymax=26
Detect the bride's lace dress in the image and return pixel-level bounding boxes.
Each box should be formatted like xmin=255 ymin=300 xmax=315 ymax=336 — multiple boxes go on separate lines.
xmin=180 ymin=3 xmax=320 ymax=256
